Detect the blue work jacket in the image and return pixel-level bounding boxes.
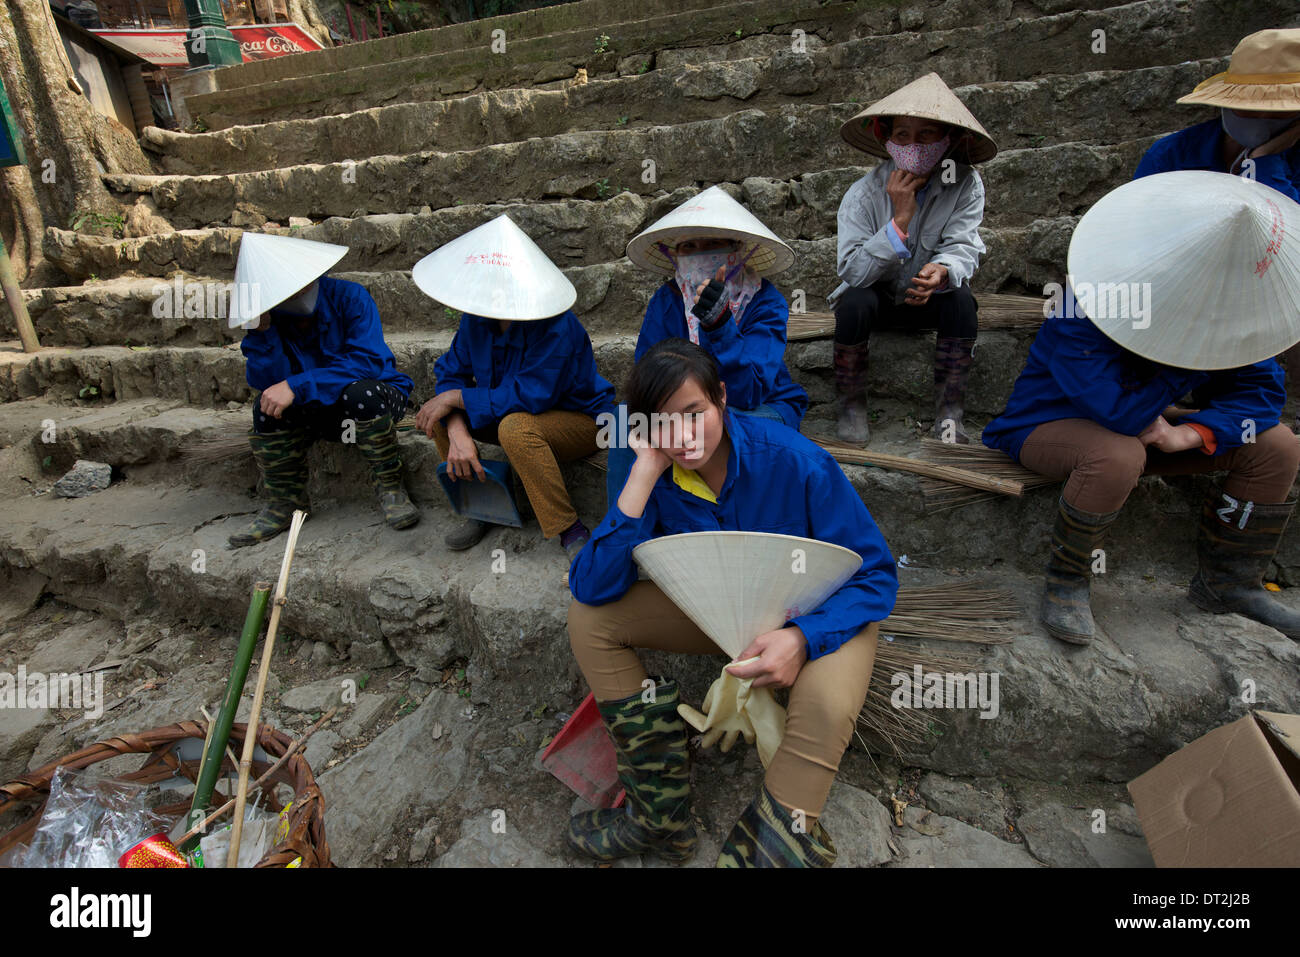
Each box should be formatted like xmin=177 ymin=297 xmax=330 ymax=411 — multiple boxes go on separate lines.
xmin=1134 ymin=117 xmax=1300 ymax=201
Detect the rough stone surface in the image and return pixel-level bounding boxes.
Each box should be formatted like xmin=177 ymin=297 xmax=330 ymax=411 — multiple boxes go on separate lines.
xmin=432 ymin=812 xmax=561 ymax=868
xmin=916 ymin=772 xmax=1011 ymax=836
xmin=280 ymin=674 xmax=360 ymax=713
xmin=890 ymin=806 xmax=1040 ymax=868
xmin=52 ymin=460 xmax=112 ymax=498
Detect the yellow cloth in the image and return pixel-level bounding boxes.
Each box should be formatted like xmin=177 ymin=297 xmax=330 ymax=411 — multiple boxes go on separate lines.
xmin=677 ymin=658 xmax=787 ymax=767
xmin=671 ymin=463 xmax=717 ymax=504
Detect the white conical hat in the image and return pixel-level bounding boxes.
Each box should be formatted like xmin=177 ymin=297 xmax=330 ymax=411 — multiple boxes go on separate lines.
xmin=625 ymin=185 xmax=795 ymax=277
xmin=228 ymin=233 xmax=348 ymax=328
xmin=840 ymin=72 xmax=997 ymax=164
xmin=1066 ymin=170 xmax=1300 ymax=370
xmin=411 ymin=213 xmax=576 ymax=321
xmin=632 ymin=531 xmax=863 ymax=657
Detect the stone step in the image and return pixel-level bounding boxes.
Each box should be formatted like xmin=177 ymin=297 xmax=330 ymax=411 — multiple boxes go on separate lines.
xmin=185 ymin=0 xmax=862 ymax=129
xmin=103 ymin=112 xmax=1153 ymax=230
xmin=143 ymin=48 xmax=1219 ymax=176
xmin=63 ymin=129 xmax=1145 ymax=280
xmin=11 ymin=225 xmax=1080 ymax=347
xmin=3 ymin=432 xmax=1298 ymax=788
xmin=181 ymin=0 xmax=1284 ymax=130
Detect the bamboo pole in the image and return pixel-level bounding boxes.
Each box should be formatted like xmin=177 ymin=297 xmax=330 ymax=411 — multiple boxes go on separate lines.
xmin=184 ymin=581 xmax=271 ymax=850
xmin=227 ymin=510 xmax=306 ymax=867
xmin=177 ymin=707 xmax=335 ymax=849
xmin=812 ymin=436 xmax=1024 ymax=497
xmin=0 ymin=234 xmax=39 ymax=353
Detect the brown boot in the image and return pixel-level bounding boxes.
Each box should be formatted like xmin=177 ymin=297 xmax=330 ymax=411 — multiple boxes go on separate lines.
xmin=833 ymin=340 xmax=870 ymax=444
xmin=933 ymin=336 xmax=975 ymax=444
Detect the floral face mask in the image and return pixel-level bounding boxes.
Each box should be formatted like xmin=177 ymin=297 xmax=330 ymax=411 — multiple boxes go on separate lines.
xmin=884 ymin=134 xmax=951 ymax=176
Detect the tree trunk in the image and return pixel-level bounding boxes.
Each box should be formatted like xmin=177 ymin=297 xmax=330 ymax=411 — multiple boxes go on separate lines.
xmin=285 ymin=0 xmax=336 ymax=48
xmin=0 ymin=0 xmax=151 ymax=284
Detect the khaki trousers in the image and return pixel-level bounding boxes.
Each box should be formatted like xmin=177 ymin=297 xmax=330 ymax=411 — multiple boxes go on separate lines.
xmin=1018 ymin=419 xmax=1300 ymax=514
xmin=568 ymin=581 xmax=878 ymax=820
xmin=433 ymin=410 xmax=599 ymax=537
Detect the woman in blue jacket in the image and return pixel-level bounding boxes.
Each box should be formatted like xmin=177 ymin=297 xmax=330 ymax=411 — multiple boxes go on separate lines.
xmin=567 ymin=339 xmax=898 ymax=868
xmin=605 ymin=187 xmax=808 ymax=508
xmin=230 ymin=233 xmax=418 ymax=547
xmin=412 ymin=215 xmax=615 ymax=558
xmin=984 ymin=173 xmax=1300 ymax=646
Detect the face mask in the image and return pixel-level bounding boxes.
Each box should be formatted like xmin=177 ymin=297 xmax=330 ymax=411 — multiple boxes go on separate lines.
xmin=884 ymin=134 xmax=950 ymax=176
xmin=1221 ymin=109 xmax=1300 ymax=149
xmin=275 ymin=279 xmax=320 ymax=316
xmin=672 ymin=248 xmax=761 ymax=344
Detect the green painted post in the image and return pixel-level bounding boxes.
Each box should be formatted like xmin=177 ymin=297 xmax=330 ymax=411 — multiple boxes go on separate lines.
xmin=181 ymin=0 xmax=244 ymax=70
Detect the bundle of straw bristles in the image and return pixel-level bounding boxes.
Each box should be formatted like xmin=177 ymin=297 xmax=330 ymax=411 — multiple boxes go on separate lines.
xmin=786 ymin=294 xmax=1045 ymax=342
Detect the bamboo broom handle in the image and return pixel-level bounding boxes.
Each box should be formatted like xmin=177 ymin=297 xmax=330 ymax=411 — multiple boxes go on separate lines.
xmin=818 ymin=442 xmax=1023 ymax=496
xmin=228 ymin=510 xmax=307 ymax=868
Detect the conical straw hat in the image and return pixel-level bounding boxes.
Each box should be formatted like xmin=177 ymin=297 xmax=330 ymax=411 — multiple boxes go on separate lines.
xmin=411 ymin=213 xmax=576 ymax=321
xmin=228 ymin=233 xmax=348 ymax=328
xmin=632 ymin=531 xmax=863 ymax=657
xmin=1066 ymin=170 xmax=1300 ymax=370
xmin=1177 ymin=29 xmax=1300 ymax=111
xmin=625 ymin=185 xmax=795 ymax=277
xmin=840 ymin=72 xmax=998 ymax=164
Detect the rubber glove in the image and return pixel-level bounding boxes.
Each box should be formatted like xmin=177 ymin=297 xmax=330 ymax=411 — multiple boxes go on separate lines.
xmin=678 ymin=657 xmax=787 ymax=767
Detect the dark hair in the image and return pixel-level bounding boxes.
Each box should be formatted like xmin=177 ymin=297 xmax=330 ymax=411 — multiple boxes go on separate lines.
xmin=624 ymin=338 xmax=725 ymax=418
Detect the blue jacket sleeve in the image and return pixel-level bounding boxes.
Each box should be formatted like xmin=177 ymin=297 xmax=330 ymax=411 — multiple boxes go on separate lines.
xmin=568 ymin=497 xmax=659 ymax=605
xmin=700 ymin=283 xmax=791 ymax=411
xmin=1244 ymin=154 xmax=1300 ymax=202
xmin=241 ymin=326 xmax=292 ymax=391
xmin=786 ymin=453 xmax=899 ymax=659
xmin=1182 ymin=360 xmax=1285 ymax=454
xmin=634 ymin=285 xmax=674 ymax=362
xmin=284 ymin=284 xmax=396 ymax=406
xmin=457 ymin=319 xmax=578 ymax=429
xmin=1045 ymin=315 xmax=1180 ymax=435
xmin=1133 ymin=140 xmax=1178 ymax=179
xmin=433 ymin=318 xmax=478 ymax=398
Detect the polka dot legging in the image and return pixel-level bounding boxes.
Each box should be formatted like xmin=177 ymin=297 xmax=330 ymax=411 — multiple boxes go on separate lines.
xmin=253 ymin=378 xmax=410 ymax=437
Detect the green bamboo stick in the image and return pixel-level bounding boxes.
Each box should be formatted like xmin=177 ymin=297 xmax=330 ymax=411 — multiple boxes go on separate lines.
xmin=182 ymin=581 xmax=272 ymax=851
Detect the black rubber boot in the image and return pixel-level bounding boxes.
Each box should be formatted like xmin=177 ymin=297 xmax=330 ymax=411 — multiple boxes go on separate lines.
xmin=1042 ymin=495 xmax=1120 ymax=645
xmin=1187 ymin=490 xmax=1300 ymax=640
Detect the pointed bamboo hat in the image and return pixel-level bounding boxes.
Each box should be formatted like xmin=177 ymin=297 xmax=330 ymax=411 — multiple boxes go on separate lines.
xmin=228 ymin=233 xmax=347 ymax=328
xmin=412 ymin=213 xmax=576 ymax=321
xmin=632 ymin=531 xmax=863 ymax=657
xmin=625 ymin=185 xmax=795 ymax=277
xmin=1177 ymin=29 xmax=1300 ymax=111
xmin=840 ymin=72 xmax=998 ymax=164
xmin=1066 ymin=170 xmax=1300 ymax=370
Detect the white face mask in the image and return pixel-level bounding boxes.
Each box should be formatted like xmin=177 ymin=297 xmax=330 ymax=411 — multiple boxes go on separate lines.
xmin=1221 ymin=109 xmax=1300 ymax=149
xmin=276 ymin=279 xmax=320 ymax=316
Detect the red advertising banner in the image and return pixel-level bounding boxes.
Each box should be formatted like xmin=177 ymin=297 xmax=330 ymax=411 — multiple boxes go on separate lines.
xmin=91 ymin=23 xmax=323 ymax=68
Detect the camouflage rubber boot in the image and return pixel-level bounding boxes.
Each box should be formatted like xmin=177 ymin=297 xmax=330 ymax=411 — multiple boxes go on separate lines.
xmin=228 ymin=428 xmax=311 ymax=548
xmin=933 ymin=336 xmax=975 ymax=444
xmin=833 ymin=340 xmax=870 ymax=445
xmin=354 ymin=414 xmax=420 ymax=530
xmin=566 ymin=679 xmax=697 ymax=863
xmin=1042 ymin=495 xmax=1120 ymax=645
xmin=716 ymin=785 xmax=836 ymax=868
xmin=1188 ymin=490 xmax=1300 ymax=640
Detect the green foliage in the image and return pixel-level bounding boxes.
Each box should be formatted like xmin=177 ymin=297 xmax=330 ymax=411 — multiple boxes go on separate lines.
xmin=78 ymin=384 xmax=100 ymax=399
xmin=595 ymin=177 xmax=611 ymax=199
xmin=593 ymin=33 xmax=610 ymax=54
xmin=70 ymin=210 xmax=125 ymax=239
xmin=616 ymin=115 xmax=629 ymax=126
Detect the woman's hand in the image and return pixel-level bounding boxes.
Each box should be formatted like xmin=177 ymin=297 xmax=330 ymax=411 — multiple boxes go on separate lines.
xmin=616 ymin=432 xmax=672 ymax=520
xmin=905 ymin=262 xmax=948 ymax=306
xmin=1138 ymin=415 xmax=1204 ymax=453
xmin=259 ymin=380 xmax=295 ymax=418
xmin=445 ymin=424 xmax=485 ymax=482
xmin=885 ymin=169 xmax=927 ymax=234
xmin=415 ymin=394 xmax=452 ymax=437
xmin=726 ymin=627 xmax=808 ymax=689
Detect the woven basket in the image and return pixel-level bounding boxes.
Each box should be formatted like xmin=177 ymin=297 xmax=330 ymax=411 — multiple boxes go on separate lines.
xmin=0 ymin=720 xmax=330 ymax=867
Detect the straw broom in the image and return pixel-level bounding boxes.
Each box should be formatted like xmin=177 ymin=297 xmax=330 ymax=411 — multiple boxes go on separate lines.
xmin=787 ymin=294 xmax=1044 ymax=342
xmin=812 ymin=435 xmax=1024 ymax=498
xmin=915 ymin=438 xmax=1057 ymax=510
xmin=228 ymin=510 xmax=307 ymax=868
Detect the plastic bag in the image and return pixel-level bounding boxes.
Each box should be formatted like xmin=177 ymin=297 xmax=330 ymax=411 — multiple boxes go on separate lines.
xmin=17 ymin=767 xmax=169 ymax=868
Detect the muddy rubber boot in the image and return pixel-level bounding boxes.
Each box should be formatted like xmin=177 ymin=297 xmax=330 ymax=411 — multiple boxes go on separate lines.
xmin=355 ymin=413 xmax=420 ymax=530
xmin=228 ymin=428 xmax=311 ymax=549
xmin=1042 ymin=495 xmax=1120 ymax=645
xmin=833 ymin=340 xmax=870 ymax=445
xmin=567 ymin=678 xmax=697 ymax=864
xmin=1188 ymin=490 xmax=1300 ymax=640
xmin=933 ymin=336 xmax=975 ymax=444
xmin=716 ymin=785 xmax=836 ymax=868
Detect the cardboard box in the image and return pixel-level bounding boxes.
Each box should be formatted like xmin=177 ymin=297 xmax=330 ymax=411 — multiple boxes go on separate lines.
xmin=1128 ymin=711 xmax=1300 ymax=866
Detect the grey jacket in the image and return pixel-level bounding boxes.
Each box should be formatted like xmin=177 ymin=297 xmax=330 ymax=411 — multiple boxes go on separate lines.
xmin=829 ymin=159 xmax=986 ymax=305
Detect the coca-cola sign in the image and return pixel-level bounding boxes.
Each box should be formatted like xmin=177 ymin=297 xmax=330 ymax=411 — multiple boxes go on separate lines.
xmin=92 ymin=23 xmax=323 ymax=67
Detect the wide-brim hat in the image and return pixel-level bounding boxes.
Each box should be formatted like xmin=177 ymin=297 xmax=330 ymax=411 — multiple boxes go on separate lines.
xmin=1177 ymin=28 xmax=1300 ymax=111
xmin=625 ymin=185 xmax=795 ymax=277
xmin=228 ymin=233 xmax=347 ymax=328
xmin=1066 ymin=170 xmax=1300 ymax=370
xmin=412 ymin=213 xmax=576 ymax=321
xmin=840 ymin=72 xmax=998 ymax=164
xmin=631 ymin=531 xmax=862 ymax=657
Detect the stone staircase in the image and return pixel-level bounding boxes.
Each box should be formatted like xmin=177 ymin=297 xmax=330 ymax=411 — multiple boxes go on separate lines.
xmin=4 ymin=0 xmax=1300 ymax=864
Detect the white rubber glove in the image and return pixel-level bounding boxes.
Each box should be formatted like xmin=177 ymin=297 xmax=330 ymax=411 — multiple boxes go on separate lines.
xmin=678 ymin=657 xmax=787 ymax=768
